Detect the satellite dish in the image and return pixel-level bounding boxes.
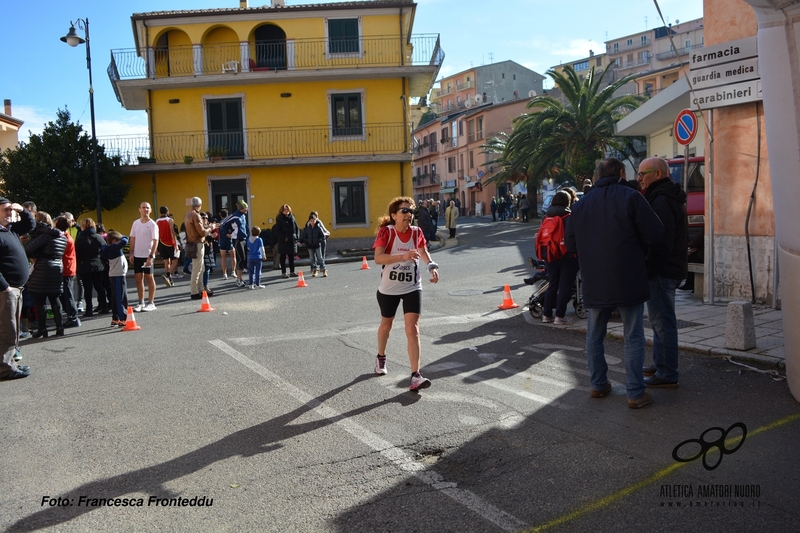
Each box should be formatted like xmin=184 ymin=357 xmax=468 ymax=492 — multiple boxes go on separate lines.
xmin=464 ymin=98 xmax=474 ymax=108
xmin=474 ymin=94 xmax=483 ymax=103
xmin=528 ymin=90 xmax=537 ymax=98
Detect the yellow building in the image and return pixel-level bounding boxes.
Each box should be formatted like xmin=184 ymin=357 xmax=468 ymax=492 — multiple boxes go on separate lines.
xmin=0 ymin=100 xmax=24 ymax=152
xmin=104 ymin=0 xmax=442 ymax=237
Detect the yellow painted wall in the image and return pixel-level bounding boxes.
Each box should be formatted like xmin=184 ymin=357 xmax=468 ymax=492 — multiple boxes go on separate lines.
xmin=103 ymin=161 xmax=410 ymax=238
xmin=150 ymin=78 xmax=404 ymax=133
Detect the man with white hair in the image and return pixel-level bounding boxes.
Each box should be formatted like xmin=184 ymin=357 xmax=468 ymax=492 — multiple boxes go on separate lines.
xmin=184 ymin=197 xmax=218 ymax=300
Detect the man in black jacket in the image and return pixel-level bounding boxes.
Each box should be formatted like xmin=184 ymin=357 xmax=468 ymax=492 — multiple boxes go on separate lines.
xmin=566 ymin=158 xmax=664 ymax=409
xmin=637 ymin=157 xmax=688 ymax=388
xmin=0 ymin=198 xmax=35 ymax=380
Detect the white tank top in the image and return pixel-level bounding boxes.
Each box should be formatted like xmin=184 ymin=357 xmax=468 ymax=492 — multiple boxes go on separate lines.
xmin=378 ymin=226 xmax=422 ymax=295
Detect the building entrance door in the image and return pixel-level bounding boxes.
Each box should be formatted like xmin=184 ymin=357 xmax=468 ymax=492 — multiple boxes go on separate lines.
xmin=212 ymin=179 xmax=248 ymax=227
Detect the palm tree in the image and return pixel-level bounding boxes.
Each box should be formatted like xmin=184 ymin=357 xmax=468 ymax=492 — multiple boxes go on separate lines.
xmin=500 ymin=65 xmax=645 ymax=184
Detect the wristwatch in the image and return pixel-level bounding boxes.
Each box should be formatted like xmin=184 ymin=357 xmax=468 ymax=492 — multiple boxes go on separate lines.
xmin=149 ymin=254 xmax=155 ymax=259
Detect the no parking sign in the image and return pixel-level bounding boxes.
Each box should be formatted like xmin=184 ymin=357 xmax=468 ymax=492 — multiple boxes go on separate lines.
xmin=674 ymin=109 xmax=698 ymax=146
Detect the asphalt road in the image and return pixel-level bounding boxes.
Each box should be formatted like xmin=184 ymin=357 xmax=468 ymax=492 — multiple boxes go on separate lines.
xmin=3 ymin=218 xmax=799 ymax=532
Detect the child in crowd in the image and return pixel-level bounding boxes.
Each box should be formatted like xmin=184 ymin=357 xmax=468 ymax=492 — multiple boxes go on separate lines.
xmin=102 ymin=230 xmax=129 ymax=326
xmin=247 ymin=226 xmax=266 ymax=289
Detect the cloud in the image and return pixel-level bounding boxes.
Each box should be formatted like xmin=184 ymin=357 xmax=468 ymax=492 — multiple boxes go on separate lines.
xmin=12 ymin=105 xmax=148 ymax=141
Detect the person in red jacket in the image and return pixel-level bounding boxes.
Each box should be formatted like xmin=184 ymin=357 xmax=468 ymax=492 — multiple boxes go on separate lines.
xmin=55 ymin=216 xmax=81 ymax=328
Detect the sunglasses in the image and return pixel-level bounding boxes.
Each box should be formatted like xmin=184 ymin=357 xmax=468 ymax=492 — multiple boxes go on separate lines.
xmin=398 ymin=207 xmax=414 ymax=214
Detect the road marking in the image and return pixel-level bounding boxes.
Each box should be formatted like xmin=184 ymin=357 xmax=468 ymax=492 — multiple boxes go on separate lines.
xmin=524 ymin=412 xmax=800 ymax=532
xmin=210 ymin=339 xmax=526 ymax=532
xmin=229 ymin=313 xmax=496 ymax=346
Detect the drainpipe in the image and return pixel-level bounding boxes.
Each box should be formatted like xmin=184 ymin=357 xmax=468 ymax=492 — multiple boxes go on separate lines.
xmin=739 ymin=0 xmax=799 ymax=402
xmin=399 ymin=8 xmax=404 ymax=67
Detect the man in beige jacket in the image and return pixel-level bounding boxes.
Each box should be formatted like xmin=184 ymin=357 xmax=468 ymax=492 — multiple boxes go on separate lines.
xmin=184 ymin=197 xmax=218 ymax=300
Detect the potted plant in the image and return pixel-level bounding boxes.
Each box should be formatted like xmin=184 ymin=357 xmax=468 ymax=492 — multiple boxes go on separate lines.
xmin=207 ymin=146 xmax=226 ymax=162
xmin=137 ymin=156 xmax=156 ymax=164
xmin=184 ymin=155 xmax=194 ymax=164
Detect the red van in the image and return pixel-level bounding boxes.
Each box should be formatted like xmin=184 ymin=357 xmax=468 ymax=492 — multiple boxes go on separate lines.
xmin=668 ymin=156 xmax=705 ymax=241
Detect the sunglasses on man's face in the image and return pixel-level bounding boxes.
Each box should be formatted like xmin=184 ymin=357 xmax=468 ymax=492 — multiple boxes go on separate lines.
xmin=398 ymin=207 xmax=414 ymax=214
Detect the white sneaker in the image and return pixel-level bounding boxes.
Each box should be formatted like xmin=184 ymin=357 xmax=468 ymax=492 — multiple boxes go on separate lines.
xmin=257 ymin=284 xmax=266 ymax=289
xmin=250 ymin=285 xmax=257 ymax=290
xmin=172 ymin=272 xmax=184 ymax=279
xmin=409 ymin=373 xmax=431 ymax=391
xmin=554 ymin=316 xmax=574 ymax=325
xmin=374 ymin=357 xmax=388 ymax=375
xmin=142 ymin=302 xmax=157 ymax=312
xmin=133 ymin=303 xmax=144 ymax=313
xmin=222 ymin=273 xmax=228 ymax=280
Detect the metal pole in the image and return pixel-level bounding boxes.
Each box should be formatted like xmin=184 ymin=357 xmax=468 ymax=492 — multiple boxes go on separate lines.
xmin=84 ymin=18 xmax=103 ymax=224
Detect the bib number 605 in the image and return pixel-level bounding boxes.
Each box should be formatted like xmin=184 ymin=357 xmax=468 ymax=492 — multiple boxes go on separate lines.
xmin=389 ymin=271 xmax=413 ymax=282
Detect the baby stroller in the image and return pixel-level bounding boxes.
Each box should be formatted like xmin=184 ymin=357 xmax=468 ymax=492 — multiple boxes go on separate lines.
xmin=525 ymin=258 xmax=588 ymax=320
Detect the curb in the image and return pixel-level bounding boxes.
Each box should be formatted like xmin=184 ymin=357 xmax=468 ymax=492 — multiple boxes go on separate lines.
xmin=520 ymin=309 xmax=785 ymax=370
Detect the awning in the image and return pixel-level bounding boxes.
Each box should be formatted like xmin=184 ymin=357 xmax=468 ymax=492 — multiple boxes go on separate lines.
xmin=616 ymin=77 xmax=690 ymax=136
xmin=439 ymin=187 xmax=456 ymax=194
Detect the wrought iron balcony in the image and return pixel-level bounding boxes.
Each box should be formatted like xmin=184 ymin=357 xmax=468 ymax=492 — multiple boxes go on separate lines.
xmin=655 ymin=44 xmax=703 ymax=61
xmin=99 ymin=123 xmax=406 ymax=165
xmin=109 ymin=34 xmax=443 ymax=80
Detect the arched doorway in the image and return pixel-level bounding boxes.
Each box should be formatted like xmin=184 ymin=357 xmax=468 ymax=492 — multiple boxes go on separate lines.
xmin=254 ymin=25 xmax=287 ymax=70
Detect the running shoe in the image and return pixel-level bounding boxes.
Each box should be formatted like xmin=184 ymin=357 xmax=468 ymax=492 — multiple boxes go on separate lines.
xmin=172 ymin=272 xmax=185 ymax=279
xmin=162 ymin=274 xmax=174 ymax=287
xmin=322 ymin=270 xmax=328 ymax=277
xmin=142 ymin=302 xmax=157 ymax=312
xmin=409 ymin=373 xmax=431 ymax=391
xmin=222 ymin=273 xmax=228 ymax=280
xmin=374 ymin=357 xmax=388 ymax=375
xmin=250 ymin=285 xmax=257 ymax=290
xmin=257 ymin=284 xmax=266 ymax=288
xmin=133 ymin=303 xmax=144 ymax=312
xmin=541 ymin=315 xmax=553 ymax=323
xmin=554 ymin=316 xmax=574 ymax=325
xmin=236 ymin=279 xmax=246 ymax=288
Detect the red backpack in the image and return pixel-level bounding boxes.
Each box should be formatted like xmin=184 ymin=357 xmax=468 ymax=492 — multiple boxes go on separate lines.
xmin=535 ymin=215 xmax=568 ymax=262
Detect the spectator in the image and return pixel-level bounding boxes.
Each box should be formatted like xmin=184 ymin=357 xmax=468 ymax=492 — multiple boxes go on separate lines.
xmin=0 ymin=198 xmax=35 ymax=380
xmin=216 ymin=209 xmax=235 ymax=280
xmin=302 ymin=212 xmax=330 ymax=277
xmin=566 ymin=157 xmax=664 ymax=409
xmin=25 ymin=212 xmax=67 ymax=338
xmin=274 ymin=204 xmax=300 ymax=279
xmin=75 ymin=218 xmax=109 ymax=317
xmin=540 ymin=191 xmax=579 ymax=325
xmin=184 ymin=198 xmax=217 ymax=300
xmin=219 ymin=201 xmax=249 ymax=287
xmin=247 ymin=226 xmax=267 ymax=288
xmin=102 ymin=230 xmax=129 ymax=327
xmin=416 ymin=200 xmax=435 ymax=244
xmin=637 ymin=157 xmax=688 ymax=388
xmin=54 ymin=216 xmax=80 ymax=328
xmin=445 ymin=200 xmax=459 ymax=238
xmin=518 ymin=194 xmax=531 ymax=223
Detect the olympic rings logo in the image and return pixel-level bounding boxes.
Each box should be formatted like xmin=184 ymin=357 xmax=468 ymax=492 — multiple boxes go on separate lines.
xmin=672 ymin=422 xmax=747 ymax=471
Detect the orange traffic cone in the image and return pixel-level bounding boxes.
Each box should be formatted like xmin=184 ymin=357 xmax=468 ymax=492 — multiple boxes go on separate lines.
xmin=360 ymin=256 xmax=370 ymax=270
xmin=197 ymin=291 xmax=215 ymax=312
xmin=295 ymin=271 xmax=308 ymax=288
xmin=122 ymin=306 xmax=141 ymax=331
xmin=497 ymin=284 xmax=520 ymax=310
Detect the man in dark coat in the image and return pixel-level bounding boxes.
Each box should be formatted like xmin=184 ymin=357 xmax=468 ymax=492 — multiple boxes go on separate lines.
xmin=0 ymin=198 xmax=35 ymax=380
xmin=416 ymin=200 xmax=435 ymax=244
xmin=565 ymin=158 xmax=664 ymax=409
xmin=637 ymin=157 xmax=688 ymax=388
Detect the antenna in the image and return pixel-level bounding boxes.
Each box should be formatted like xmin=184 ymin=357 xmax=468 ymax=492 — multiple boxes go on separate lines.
xmin=645 ymin=16 xmax=648 ymax=29
xmin=528 ymin=90 xmax=537 ymax=98
xmin=489 ymin=52 xmax=494 ymax=64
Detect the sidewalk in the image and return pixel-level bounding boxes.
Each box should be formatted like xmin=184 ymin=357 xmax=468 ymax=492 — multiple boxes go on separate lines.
xmin=523 ymin=283 xmax=786 ymax=369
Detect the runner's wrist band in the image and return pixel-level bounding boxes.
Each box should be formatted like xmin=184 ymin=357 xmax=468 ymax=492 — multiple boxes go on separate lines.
xmin=427 ymin=262 xmax=439 ymax=273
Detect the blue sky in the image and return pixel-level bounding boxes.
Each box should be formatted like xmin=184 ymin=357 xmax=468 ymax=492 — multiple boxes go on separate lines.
xmin=4 ymin=0 xmax=702 ymax=140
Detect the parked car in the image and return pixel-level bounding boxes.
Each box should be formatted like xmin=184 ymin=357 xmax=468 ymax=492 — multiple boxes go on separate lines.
xmin=539 ymin=192 xmax=555 ymax=218
xmin=668 ymin=155 xmax=705 ymax=242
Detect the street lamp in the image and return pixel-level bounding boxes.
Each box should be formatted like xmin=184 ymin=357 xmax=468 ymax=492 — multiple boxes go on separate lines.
xmin=61 ymin=19 xmax=102 ymax=224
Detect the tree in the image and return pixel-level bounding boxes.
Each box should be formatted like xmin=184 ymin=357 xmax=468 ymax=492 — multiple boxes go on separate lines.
xmin=501 ymin=65 xmax=645 ymax=184
xmin=0 ymin=108 xmax=130 ymax=217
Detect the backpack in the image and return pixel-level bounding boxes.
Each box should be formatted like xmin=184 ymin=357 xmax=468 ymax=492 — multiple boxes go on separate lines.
xmin=535 ymin=215 xmax=568 ymax=262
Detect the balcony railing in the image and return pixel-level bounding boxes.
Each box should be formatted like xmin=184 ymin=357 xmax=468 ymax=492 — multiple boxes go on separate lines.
xmin=109 ymin=34 xmax=443 ymax=80
xmin=618 ymin=56 xmax=652 ymax=70
xmin=609 ymin=39 xmax=649 ymax=54
xmin=99 ymin=123 xmax=406 ymax=165
xmin=655 ymin=44 xmax=703 ymax=61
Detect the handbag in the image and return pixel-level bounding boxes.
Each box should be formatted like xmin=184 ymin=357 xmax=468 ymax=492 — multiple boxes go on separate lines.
xmin=185 ymin=242 xmax=199 ymax=259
